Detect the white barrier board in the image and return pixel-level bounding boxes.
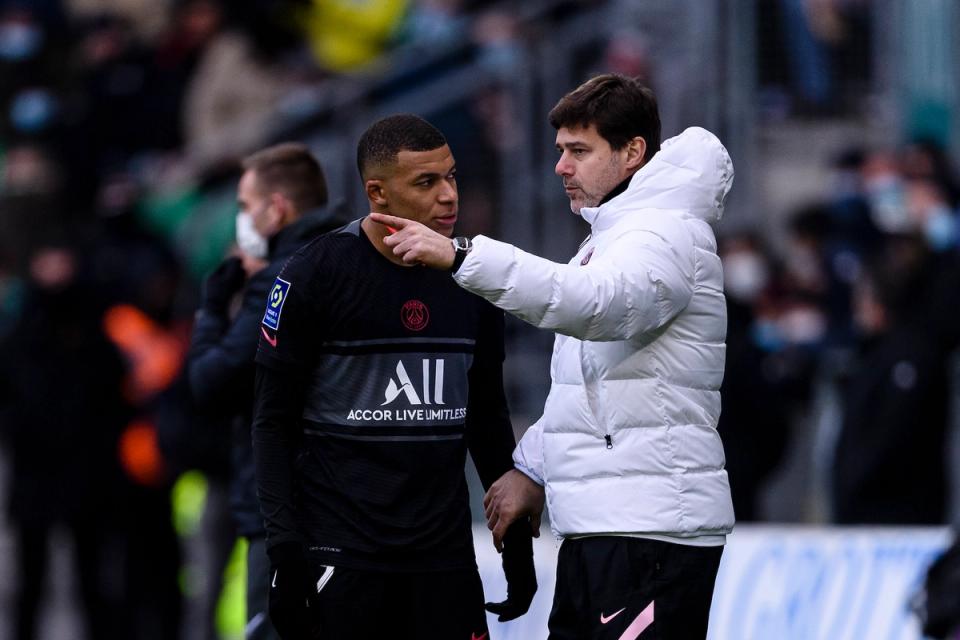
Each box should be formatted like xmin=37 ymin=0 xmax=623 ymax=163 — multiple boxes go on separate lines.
xmin=474 ymin=524 xmax=951 ymax=640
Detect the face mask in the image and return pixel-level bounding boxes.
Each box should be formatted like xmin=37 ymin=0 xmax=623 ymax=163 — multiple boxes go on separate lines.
xmin=865 ymin=173 xmax=910 ymax=233
xmin=0 ymin=22 xmax=43 ymax=61
xmin=723 ymin=252 xmax=769 ymax=303
xmin=236 ymin=212 xmax=268 ymax=259
xmin=9 ymin=88 xmax=56 ymax=133
xmin=924 ymin=205 xmax=958 ymax=252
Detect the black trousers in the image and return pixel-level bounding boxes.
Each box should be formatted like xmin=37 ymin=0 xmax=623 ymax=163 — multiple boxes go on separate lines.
xmin=305 ymin=562 xmax=489 ymax=640
xmin=548 ymin=537 xmax=723 ymax=640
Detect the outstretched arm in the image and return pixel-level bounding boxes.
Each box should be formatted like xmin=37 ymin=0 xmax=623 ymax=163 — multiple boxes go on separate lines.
xmin=369 ymin=212 xmax=695 ymax=342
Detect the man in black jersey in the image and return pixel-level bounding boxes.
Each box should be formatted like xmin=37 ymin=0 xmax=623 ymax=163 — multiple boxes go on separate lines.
xmin=190 ymin=143 xmax=347 ymax=640
xmin=252 ymin=114 xmax=536 ymax=640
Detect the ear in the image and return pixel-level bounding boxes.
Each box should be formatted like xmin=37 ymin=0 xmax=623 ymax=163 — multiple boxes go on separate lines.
xmin=624 ymin=137 xmax=647 ymax=171
xmin=268 ymin=192 xmax=291 ymax=225
xmin=366 ymin=179 xmax=388 ymax=207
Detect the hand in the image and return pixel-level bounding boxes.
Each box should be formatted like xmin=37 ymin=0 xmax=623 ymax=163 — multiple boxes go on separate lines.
xmin=266 ymin=542 xmax=313 ymax=640
xmin=202 ymin=256 xmax=246 ymax=314
xmin=368 ymin=212 xmax=455 ymax=269
xmin=485 ymin=520 xmax=537 ymax=621
xmin=483 ymin=469 xmax=545 ymax=552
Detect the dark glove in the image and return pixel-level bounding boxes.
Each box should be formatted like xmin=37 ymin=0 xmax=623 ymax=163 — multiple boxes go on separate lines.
xmin=267 ymin=542 xmax=313 ymax=640
xmin=202 ymin=256 xmax=246 ymax=314
xmin=485 ymin=519 xmax=537 ymax=621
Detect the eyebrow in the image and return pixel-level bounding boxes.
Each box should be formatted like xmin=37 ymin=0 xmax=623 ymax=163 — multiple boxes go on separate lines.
xmin=556 ymin=140 xmax=590 ymax=149
xmin=412 ymin=164 xmax=456 ymax=181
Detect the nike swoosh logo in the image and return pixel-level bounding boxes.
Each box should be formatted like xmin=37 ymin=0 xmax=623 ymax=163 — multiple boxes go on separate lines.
xmin=271 ymin=569 xmax=278 ymax=588
xmin=600 ymin=607 xmax=626 ymax=624
xmin=471 ymin=634 xmax=488 ymax=640
xmin=261 ymin=326 xmax=278 ymax=347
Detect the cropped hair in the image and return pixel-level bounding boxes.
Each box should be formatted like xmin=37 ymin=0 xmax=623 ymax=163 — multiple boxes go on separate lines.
xmin=549 ymin=73 xmax=661 ymax=162
xmin=357 ymin=114 xmax=447 ymax=178
xmin=242 ymin=142 xmax=328 ymax=212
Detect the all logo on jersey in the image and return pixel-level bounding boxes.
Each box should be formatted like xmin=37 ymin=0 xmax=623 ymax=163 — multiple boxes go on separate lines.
xmin=381 ymin=359 xmax=444 ymax=406
xmin=262 ymin=277 xmax=291 ymax=330
xmin=401 ymin=299 xmax=429 ymax=331
xmin=345 ymin=357 xmax=467 ymax=423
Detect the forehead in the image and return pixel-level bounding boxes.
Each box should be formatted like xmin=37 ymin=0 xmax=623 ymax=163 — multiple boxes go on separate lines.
xmin=391 ymin=145 xmax=455 ymax=176
xmin=555 ymin=124 xmax=605 ymax=147
xmin=238 ymin=169 xmax=261 ymax=200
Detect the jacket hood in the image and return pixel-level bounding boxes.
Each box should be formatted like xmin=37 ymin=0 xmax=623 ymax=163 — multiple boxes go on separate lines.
xmin=582 ymin=127 xmax=734 ymax=226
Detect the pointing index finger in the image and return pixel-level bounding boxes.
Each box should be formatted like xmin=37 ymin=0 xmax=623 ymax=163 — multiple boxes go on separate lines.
xmin=369 ymin=212 xmax=408 ymax=230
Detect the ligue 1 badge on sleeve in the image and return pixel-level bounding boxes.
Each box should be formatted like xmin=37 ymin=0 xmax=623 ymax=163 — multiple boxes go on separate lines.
xmin=262 ymin=277 xmax=291 ymax=330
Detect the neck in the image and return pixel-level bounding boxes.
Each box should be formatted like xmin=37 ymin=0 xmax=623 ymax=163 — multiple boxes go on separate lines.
xmin=599 ymin=173 xmax=635 ymax=207
xmin=361 ymin=215 xmax=413 ymax=267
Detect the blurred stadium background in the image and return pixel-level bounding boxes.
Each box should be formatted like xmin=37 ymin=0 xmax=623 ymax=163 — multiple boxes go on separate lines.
xmin=0 ymin=0 xmax=959 ymax=638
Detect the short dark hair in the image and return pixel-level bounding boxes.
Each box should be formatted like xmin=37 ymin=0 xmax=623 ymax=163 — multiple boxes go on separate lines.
xmin=357 ymin=114 xmax=447 ymax=179
xmin=549 ymin=73 xmax=661 ymax=162
xmin=242 ymin=142 xmax=328 ymax=212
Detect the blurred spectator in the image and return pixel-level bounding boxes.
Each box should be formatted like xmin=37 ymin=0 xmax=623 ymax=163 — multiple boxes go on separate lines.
xmin=301 ymin=0 xmax=408 ymax=72
xmin=182 ymin=26 xmax=297 ymax=175
xmin=831 ymin=239 xmax=951 ymax=524
xmin=0 ymin=143 xmax=65 ymax=274
xmin=0 ymin=242 xmax=131 ymax=640
xmin=140 ymin=0 xmax=225 ymax=152
xmin=901 ymin=138 xmax=960 ymax=207
xmin=405 ymin=0 xmax=469 ymax=50
xmin=718 ymin=233 xmax=795 ymax=521
xmin=58 ymin=13 xmax=154 ymax=207
xmin=0 ymin=4 xmax=71 ymax=150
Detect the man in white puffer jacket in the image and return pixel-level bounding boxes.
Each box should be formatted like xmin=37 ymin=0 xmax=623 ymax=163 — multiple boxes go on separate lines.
xmin=372 ymin=74 xmax=735 ymax=640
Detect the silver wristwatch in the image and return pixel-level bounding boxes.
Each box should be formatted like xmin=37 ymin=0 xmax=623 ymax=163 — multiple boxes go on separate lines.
xmin=450 ymin=236 xmax=472 ymax=272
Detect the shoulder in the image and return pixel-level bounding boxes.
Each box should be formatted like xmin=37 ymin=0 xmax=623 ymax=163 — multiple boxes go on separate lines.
xmin=278 ymin=225 xmax=360 ymax=284
xmin=608 ymin=206 xmax=696 ymax=253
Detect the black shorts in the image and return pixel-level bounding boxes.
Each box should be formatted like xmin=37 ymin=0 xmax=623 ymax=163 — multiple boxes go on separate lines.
xmin=305 ymin=561 xmax=489 ymax=640
xmin=548 ymin=537 xmax=723 ymax=640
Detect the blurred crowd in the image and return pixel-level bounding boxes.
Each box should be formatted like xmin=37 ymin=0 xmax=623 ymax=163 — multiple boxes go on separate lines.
xmin=0 ymin=0 xmax=958 ymax=638
xmin=719 ymin=139 xmax=960 ymax=524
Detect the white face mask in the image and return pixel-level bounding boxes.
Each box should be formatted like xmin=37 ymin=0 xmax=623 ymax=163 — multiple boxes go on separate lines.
xmin=236 ymin=212 xmax=268 ymax=259
xmin=723 ymin=252 xmax=769 ymax=303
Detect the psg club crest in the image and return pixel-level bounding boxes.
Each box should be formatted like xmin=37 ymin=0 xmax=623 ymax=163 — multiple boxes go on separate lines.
xmin=401 ymin=299 xmax=429 ymax=331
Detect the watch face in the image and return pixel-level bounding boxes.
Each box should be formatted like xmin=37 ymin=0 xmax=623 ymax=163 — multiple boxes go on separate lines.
xmin=454 ymin=237 xmax=470 ymax=251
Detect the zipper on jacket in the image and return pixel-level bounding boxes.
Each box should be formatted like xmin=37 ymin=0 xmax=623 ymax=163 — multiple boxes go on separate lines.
xmin=604 ymin=434 xmax=613 ymax=449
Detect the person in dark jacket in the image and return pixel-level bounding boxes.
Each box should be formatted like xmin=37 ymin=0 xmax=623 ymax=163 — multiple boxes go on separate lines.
xmin=188 ymin=142 xmax=346 ymax=640
xmin=0 ymin=243 xmax=131 ymax=640
xmin=832 ymin=239 xmax=951 ymax=524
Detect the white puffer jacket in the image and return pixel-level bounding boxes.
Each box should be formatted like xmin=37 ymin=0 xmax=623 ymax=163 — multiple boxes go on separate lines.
xmin=454 ymin=127 xmax=735 ymax=539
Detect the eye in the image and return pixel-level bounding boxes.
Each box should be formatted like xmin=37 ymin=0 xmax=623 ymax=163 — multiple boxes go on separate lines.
xmin=416 ymin=178 xmax=434 ymax=188
xmin=572 ymin=148 xmax=586 ymax=157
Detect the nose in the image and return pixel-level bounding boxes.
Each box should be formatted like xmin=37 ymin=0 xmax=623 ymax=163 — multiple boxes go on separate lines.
xmin=555 ymin=152 xmax=573 ymax=177
xmin=438 ymin=178 xmax=457 ymax=203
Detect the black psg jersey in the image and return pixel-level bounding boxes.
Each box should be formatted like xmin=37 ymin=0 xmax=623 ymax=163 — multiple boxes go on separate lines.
xmin=253 ymin=219 xmax=515 ymax=572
